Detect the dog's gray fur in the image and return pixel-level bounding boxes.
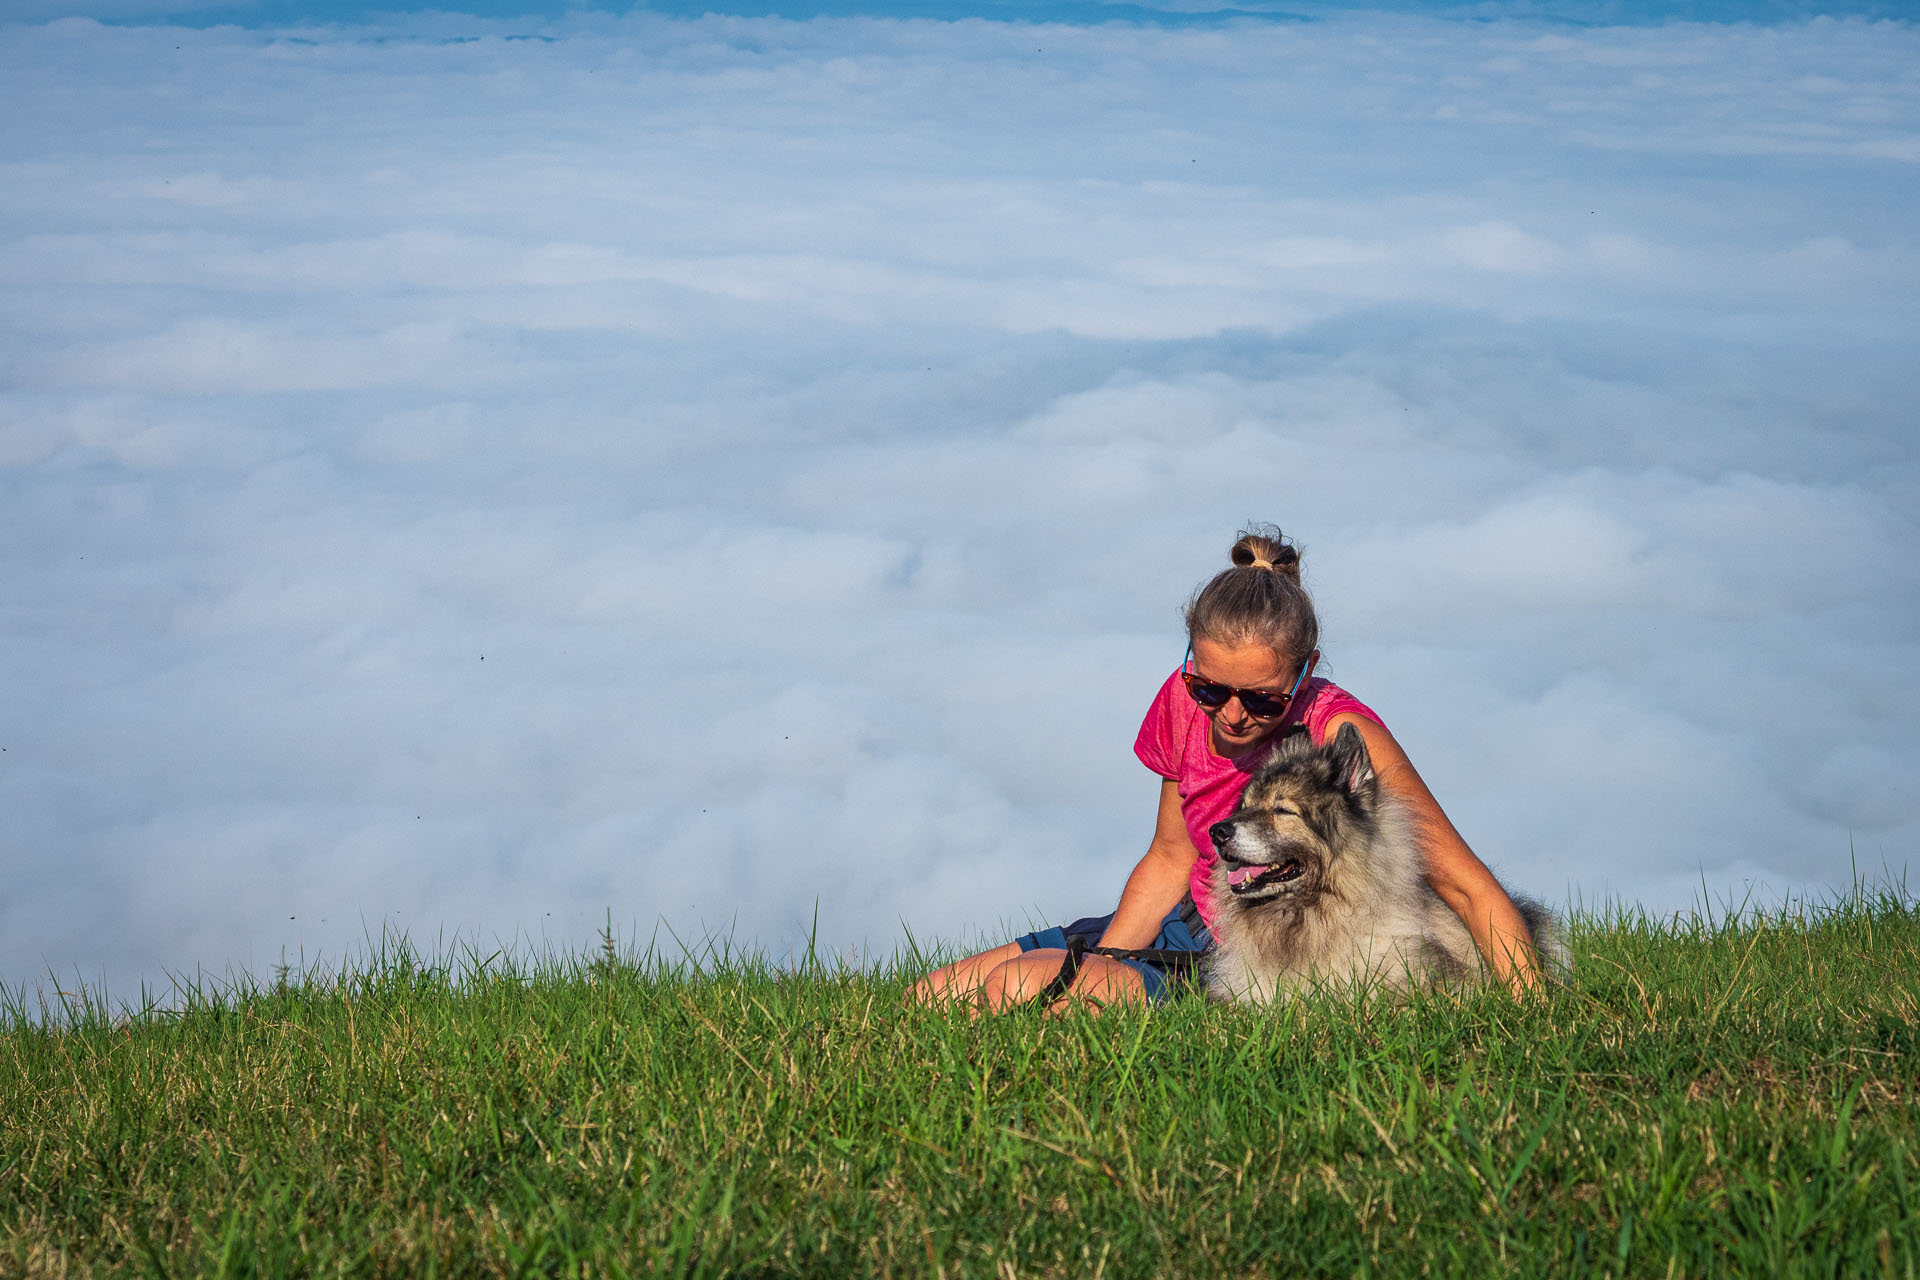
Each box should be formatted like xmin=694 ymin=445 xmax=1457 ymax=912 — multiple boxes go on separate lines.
xmin=1206 ymin=723 xmax=1565 ymax=1004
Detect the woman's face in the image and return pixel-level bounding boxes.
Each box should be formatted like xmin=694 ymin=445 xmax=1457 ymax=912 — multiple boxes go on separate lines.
xmin=1190 ymin=635 xmax=1313 ymax=755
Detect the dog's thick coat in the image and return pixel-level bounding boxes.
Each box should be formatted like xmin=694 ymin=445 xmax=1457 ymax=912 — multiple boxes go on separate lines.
xmin=1206 ymin=724 xmax=1563 ymax=1003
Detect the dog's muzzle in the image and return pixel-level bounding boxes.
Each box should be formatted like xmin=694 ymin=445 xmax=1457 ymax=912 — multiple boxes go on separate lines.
xmin=1212 ymin=820 xmax=1310 ymax=896
xmin=1222 ymin=857 xmax=1306 ymax=895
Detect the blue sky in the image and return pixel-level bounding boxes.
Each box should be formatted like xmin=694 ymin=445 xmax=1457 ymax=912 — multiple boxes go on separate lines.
xmin=9 ymin=0 xmax=1915 ymax=29
xmin=2 ymin=2 xmax=1916 ymax=1001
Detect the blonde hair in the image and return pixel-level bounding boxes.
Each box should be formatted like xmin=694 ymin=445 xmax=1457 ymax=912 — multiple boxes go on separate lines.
xmin=1184 ymin=524 xmax=1319 ymax=668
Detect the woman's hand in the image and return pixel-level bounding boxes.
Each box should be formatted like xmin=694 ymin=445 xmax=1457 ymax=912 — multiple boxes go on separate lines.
xmin=1327 ymin=713 xmax=1545 ymax=995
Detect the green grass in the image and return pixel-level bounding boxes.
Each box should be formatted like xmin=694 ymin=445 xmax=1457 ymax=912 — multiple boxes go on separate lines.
xmin=5 ymin=890 xmax=1919 ymax=1278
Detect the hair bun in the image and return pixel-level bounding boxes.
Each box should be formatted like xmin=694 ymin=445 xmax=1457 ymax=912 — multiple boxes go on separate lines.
xmin=1229 ymin=527 xmax=1301 ymax=580
xmin=1187 ymin=524 xmax=1317 ymax=665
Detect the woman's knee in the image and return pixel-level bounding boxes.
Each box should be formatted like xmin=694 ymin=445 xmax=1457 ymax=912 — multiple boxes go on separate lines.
xmin=984 ymin=952 xmax=1149 ymax=1013
xmin=978 ymin=950 xmax=1063 ymax=1010
xmin=909 ymin=941 xmax=1024 ymax=1005
xmin=1073 ymin=957 xmax=1149 ymax=1008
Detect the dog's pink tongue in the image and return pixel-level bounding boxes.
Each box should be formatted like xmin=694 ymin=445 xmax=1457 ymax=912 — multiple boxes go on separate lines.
xmin=1227 ymin=864 xmax=1262 ymax=888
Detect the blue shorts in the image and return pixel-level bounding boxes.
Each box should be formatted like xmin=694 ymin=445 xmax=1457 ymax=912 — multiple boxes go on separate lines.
xmin=1013 ymin=896 xmax=1212 ymax=1003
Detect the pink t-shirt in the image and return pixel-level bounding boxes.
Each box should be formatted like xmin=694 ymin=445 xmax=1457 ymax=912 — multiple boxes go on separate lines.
xmin=1132 ymin=668 xmax=1385 ymax=928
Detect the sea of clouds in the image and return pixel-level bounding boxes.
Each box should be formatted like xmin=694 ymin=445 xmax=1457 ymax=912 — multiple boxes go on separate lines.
xmin=2 ymin=9 xmax=1916 ymax=1001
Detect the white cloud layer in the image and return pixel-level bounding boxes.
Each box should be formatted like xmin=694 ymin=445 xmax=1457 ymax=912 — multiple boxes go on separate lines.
xmin=2 ymin=11 xmax=1917 ymax=1001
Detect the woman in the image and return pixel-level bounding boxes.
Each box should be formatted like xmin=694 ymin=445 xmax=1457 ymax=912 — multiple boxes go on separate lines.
xmin=910 ymin=526 xmax=1543 ymax=1010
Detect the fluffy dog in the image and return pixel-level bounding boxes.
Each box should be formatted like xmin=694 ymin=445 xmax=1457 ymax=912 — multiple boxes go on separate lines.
xmin=1206 ymin=724 xmax=1563 ymax=1004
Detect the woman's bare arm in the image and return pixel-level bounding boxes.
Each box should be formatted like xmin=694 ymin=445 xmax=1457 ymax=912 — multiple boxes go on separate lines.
xmin=1327 ymin=712 xmax=1543 ymax=993
xmin=1094 ymin=778 xmax=1201 ymax=951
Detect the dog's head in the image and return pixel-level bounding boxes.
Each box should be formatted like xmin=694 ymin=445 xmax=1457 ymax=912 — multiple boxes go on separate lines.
xmin=1208 ymin=722 xmax=1379 ymax=906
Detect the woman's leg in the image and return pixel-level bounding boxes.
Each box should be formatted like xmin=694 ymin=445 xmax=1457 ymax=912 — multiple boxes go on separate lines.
xmin=912 ymin=945 xmax=1150 ymax=1010
xmin=907 ymin=941 xmax=1025 ymax=1005
xmin=977 ymin=950 xmax=1149 ymax=1012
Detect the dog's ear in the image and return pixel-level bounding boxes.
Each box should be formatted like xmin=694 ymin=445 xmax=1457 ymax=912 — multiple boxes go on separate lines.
xmin=1328 ymin=722 xmax=1376 ymax=796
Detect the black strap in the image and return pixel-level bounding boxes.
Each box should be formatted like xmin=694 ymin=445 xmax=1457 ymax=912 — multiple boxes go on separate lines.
xmin=1032 ymin=943 xmax=1199 ymax=1007
xmin=1034 ymin=934 xmax=1088 ymax=1005
xmin=1032 ymin=945 xmax=1205 ymax=1004
xmin=1085 ymin=944 xmax=1192 ymax=964
xmin=1032 ymin=893 xmax=1211 ymax=1005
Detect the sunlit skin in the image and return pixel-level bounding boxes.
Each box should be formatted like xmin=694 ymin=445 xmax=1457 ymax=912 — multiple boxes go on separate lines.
xmin=908 ymin=636 xmax=1544 ymax=1010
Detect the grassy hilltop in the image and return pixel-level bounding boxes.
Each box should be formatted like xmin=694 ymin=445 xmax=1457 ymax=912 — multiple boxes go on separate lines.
xmin=4 ymin=893 xmax=1918 ymax=1278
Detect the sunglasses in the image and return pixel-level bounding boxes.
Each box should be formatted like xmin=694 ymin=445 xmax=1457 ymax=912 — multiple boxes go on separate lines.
xmin=1180 ymin=643 xmax=1311 ymax=720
